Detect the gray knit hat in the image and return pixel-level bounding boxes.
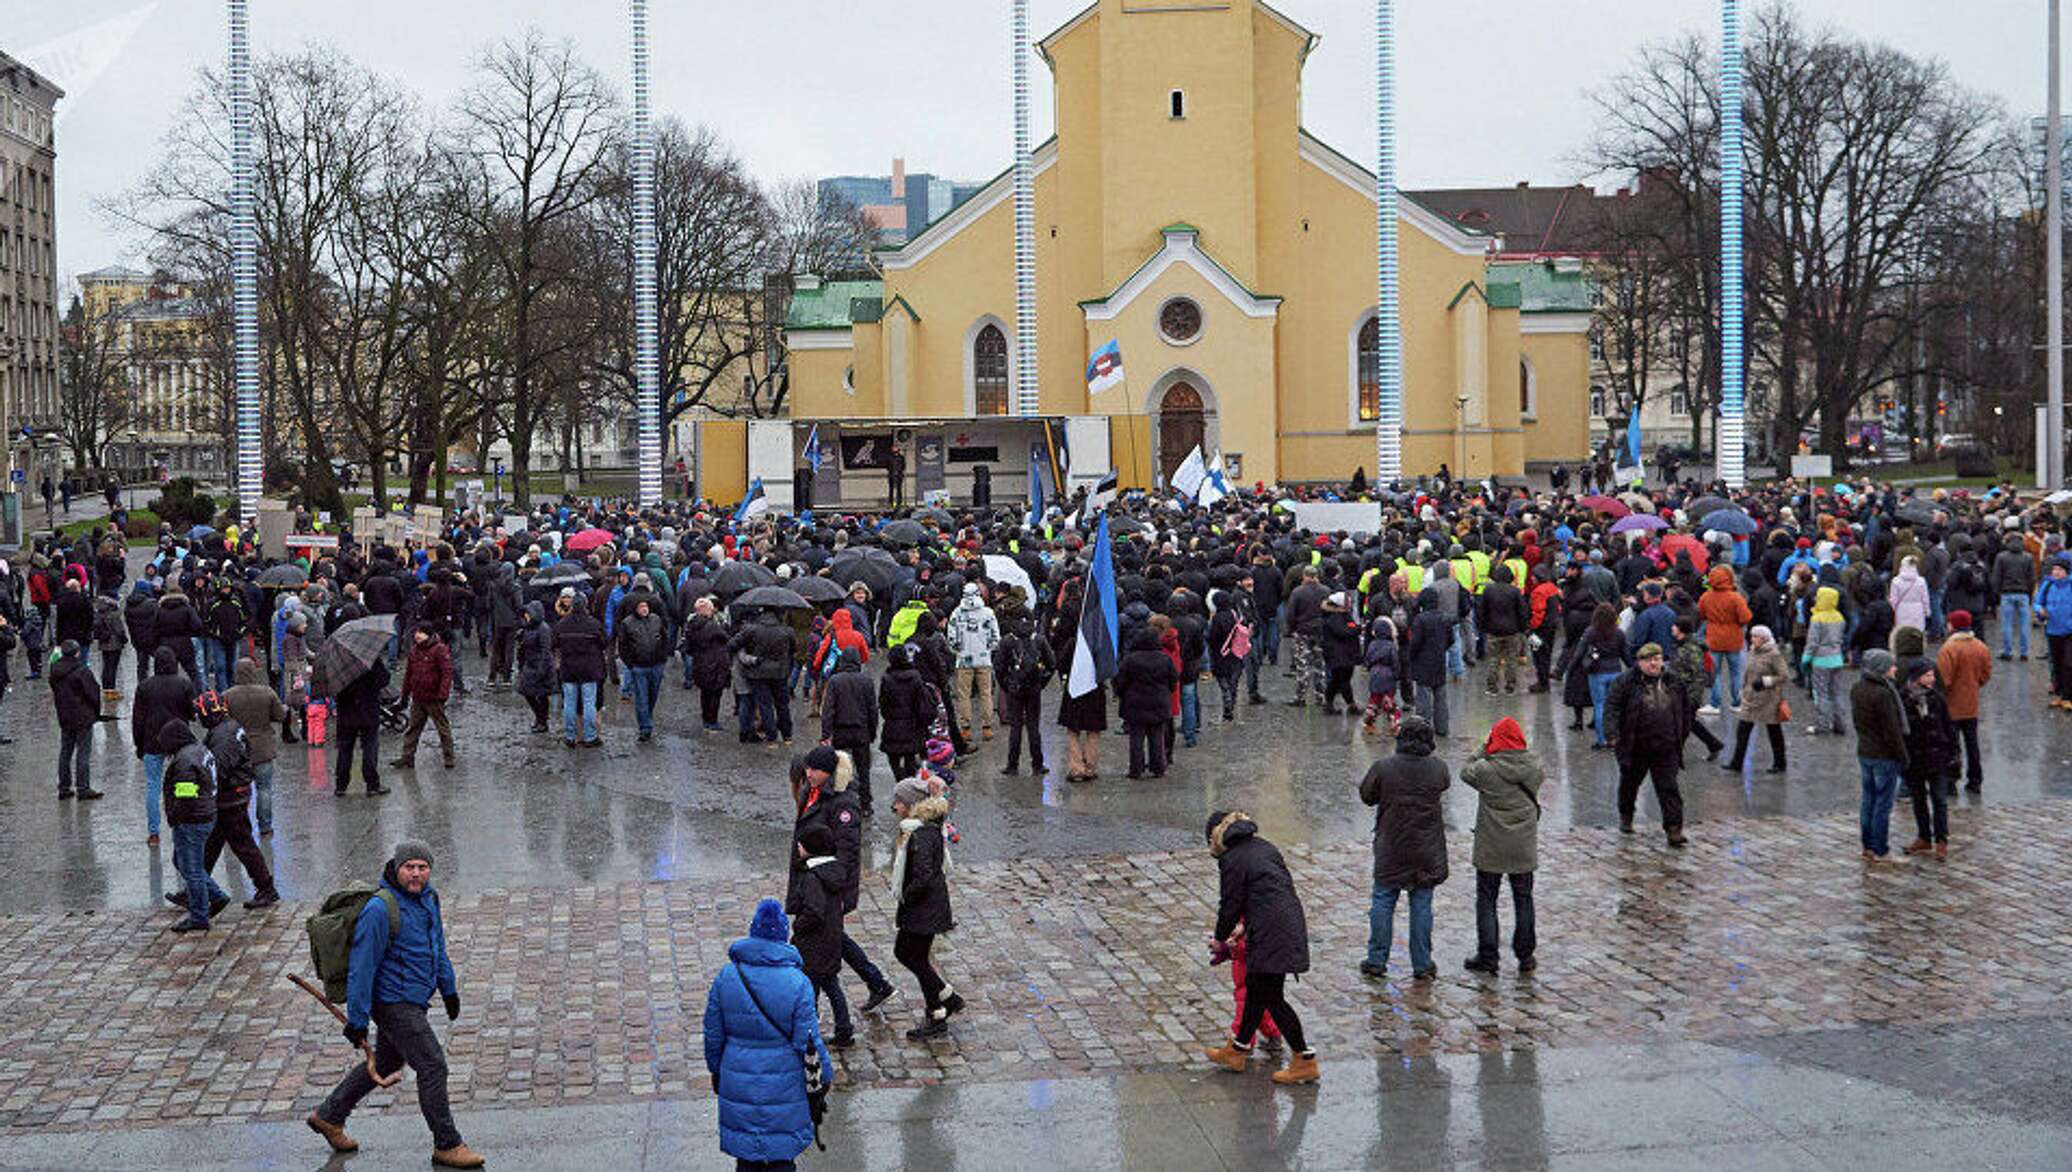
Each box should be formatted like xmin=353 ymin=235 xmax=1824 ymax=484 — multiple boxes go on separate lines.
xmin=893 ymin=777 xmax=931 ymax=809
xmin=392 ymin=839 xmax=435 ymax=869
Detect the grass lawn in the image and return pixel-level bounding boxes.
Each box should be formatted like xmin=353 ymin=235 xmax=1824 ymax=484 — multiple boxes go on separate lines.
xmin=53 ymin=510 xmax=161 ymax=546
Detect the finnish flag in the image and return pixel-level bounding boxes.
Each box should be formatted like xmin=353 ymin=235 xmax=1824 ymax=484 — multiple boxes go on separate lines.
xmin=733 ymin=478 xmax=769 ymax=523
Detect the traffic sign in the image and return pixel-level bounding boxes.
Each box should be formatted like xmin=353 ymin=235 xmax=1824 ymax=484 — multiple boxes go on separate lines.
xmin=9 ymin=469 xmax=23 ymax=485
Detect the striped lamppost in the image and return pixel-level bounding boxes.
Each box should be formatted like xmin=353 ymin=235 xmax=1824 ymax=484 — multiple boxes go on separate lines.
xmin=1718 ymin=0 xmax=1746 ymax=488
xmin=631 ymin=0 xmax=662 ymax=506
xmin=1372 ymin=0 xmax=1402 ymax=485
xmin=1012 ymin=0 xmax=1039 ymax=418
xmin=228 ymin=0 xmax=261 ymax=521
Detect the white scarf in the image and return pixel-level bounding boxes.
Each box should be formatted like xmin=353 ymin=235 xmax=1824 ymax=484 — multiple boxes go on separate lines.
xmin=889 ymin=817 xmax=949 ymax=898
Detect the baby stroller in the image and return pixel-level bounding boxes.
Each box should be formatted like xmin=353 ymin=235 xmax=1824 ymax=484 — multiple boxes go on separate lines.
xmin=380 ymin=690 xmax=411 ymax=732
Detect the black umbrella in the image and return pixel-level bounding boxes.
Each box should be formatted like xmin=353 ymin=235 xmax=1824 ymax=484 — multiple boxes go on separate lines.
xmin=708 ymin=560 xmax=777 ymax=597
xmin=312 ymin=615 xmax=394 ymax=696
xmin=258 ymin=564 xmax=309 ymax=587
xmin=790 ymin=576 xmax=848 ymax=604
xmin=830 ymin=547 xmax=903 ymax=596
xmin=880 ymin=519 xmax=930 ymax=546
xmin=1107 ymin=515 xmax=1149 ymax=535
xmin=1685 ymin=495 xmax=1733 ymax=520
xmin=533 ymin=561 xmax=589 ymax=587
xmin=1895 ymin=503 xmax=1938 ymax=527
xmin=732 ymin=585 xmax=811 ymax=611
xmin=912 ymin=507 xmax=954 ymax=526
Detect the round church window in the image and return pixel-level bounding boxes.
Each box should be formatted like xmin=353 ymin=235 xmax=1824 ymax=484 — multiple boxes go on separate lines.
xmin=1159 ymin=297 xmax=1203 ymax=345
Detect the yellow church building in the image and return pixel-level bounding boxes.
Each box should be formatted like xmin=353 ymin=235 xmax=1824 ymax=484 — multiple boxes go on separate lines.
xmin=777 ymin=0 xmax=1592 ymax=507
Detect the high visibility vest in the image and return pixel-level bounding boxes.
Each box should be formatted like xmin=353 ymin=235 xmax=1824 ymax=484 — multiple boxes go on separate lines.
xmin=1395 ymin=559 xmax=1424 ymax=594
xmin=1465 ymin=550 xmax=1491 ymax=594
xmin=1502 ymin=557 xmax=1528 ymax=589
xmin=1453 ymin=556 xmax=1479 ymax=596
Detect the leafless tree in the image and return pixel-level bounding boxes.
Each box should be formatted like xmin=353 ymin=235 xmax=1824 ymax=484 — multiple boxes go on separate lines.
xmin=55 ymin=292 xmax=139 ymax=469
xmin=448 ymin=31 xmax=617 ymax=508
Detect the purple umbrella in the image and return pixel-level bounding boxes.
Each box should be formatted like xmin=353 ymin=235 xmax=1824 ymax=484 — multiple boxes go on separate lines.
xmin=1609 ymin=513 xmax=1669 ymax=534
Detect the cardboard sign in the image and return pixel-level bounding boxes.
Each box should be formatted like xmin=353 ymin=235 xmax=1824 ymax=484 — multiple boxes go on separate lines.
xmin=289 ymin=534 xmax=340 ymax=550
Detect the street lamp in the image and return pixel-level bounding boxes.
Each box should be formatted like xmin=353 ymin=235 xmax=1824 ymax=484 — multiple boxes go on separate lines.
xmin=493 ymin=457 xmax=505 ymax=509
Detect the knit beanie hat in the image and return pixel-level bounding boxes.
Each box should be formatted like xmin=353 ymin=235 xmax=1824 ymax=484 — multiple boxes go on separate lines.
xmin=1863 ymin=649 xmax=1895 ymax=676
xmin=803 ymin=745 xmax=839 ymax=774
xmin=1948 ymin=610 xmax=1972 ymax=630
xmin=749 ymin=897 xmax=789 ymax=942
xmin=893 ymin=777 xmax=931 ymax=809
xmin=392 ymin=839 xmax=434 ymax=870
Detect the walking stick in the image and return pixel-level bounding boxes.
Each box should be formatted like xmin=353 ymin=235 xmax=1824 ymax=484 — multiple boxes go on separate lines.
xmin=286 ymin=972 xmax=402 ymax=1088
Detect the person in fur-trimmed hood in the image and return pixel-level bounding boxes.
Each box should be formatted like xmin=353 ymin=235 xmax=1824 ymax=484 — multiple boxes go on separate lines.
xmin=889 ymin=775 xmax=962 ymax=1041
xmin=1202 ymin=810 xmax=1318 ymax=1086
xmin=789 ymin=747 xmax=898 ymax=1019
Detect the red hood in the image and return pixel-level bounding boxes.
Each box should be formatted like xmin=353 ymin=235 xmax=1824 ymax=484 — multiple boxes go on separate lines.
xmin=1484 ymin=717 xmax=1528 ymax=754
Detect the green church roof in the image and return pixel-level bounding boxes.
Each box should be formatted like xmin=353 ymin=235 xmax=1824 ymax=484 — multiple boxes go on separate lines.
xmin=1488 ymin=260 xmax=1594 ymax=314
xmin=784 ymin=280 xmax=885 ymax=330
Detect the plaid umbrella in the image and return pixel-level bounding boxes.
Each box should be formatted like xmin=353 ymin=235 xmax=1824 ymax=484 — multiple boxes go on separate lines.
xmin=311 ymin=615 xmax=394 ymax=696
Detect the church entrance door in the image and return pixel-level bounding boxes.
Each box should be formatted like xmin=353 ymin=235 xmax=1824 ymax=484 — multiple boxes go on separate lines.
xmin=1158 ymin=381 xmax=1205 ymax=485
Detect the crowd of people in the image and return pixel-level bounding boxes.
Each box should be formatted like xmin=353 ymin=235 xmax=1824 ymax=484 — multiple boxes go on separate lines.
xmin=3 ymin=465 xmax=2070 ymax=1168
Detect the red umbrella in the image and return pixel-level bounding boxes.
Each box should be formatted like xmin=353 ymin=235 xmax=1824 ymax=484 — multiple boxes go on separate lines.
xmin=1660 ymin=532 xmax=1709 ymax=570
xmin=1579 ymin=494 xmax=1630 ymax=519
xmin=565 ymin=527 xmax=615 ymax=554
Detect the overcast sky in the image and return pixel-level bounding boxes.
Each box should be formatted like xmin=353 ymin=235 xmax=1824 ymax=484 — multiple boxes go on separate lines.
xmin=17 ymin=0 xmax=2062 ymax=281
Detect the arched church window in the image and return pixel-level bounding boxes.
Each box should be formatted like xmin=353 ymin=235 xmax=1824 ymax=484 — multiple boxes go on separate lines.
xmin=974 ymin=323 xmax=1009 ymax=416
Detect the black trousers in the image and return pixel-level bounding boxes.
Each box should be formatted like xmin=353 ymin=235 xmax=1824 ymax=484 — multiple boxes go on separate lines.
xmin=1616 ymin=750 xmax=1685 ymax=832
xmin=1324 ymin=666 xmax=1356 ymax=709
xmin=697 ymin=683 xmax=725 ymax=726
xmin=1002 ymin=690 xmax=1044 ymax=769
xmin=489 ymin=627 xmax=515 ymax=682
xmin=1909 ymin=766 xmax=1950 ymax=843
xmin=894 ymin=929 xmax=946 ymax=1012
xmin=887 ymin=751 xmax=920 ymax=783
xmin=1726 ymin=721 xmax=1786 ymax=769
xmin=1953 ymin=718 xmax=1982 ymax=785
xmin=1473 ymin=870 xmax=1536 ymax=963
xmin=1126 ymin=720 xmax=1167 ymax=777
xmin=1531 ymin=634 xmax=1556 ymax=687
xmin=202 ymin=800 xmax=277 ymax=897
xmin=2052 ymin=632 xmax=2072 ymax=700
xmin=1233 ymin=971 xmax=1308 ymax=1052
xmin=1687 ymin=712 xmax=1725 ymax=756
xmin=316 ymin=1001 xmax=462 ymax=1150
xmin=333 ymin=723 xmax=381 ymax=792
xmin=57 ymin=725 xmax=92 ymax=794
xmin=99 ymin=646 xmax=123 ymax=693
xmin=523 ymin=693 xmax=550 ymax=726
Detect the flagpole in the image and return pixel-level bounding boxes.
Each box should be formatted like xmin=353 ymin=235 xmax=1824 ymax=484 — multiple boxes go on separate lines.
xmin=631 ymin=0 xmax=663 ymax=507
xmin=228 ymin=0 xmax=261 ymax=523
xmin=1718 ymin=0 xmax=1747 ymax=489
xmin=1012 ymin=0 xmax=1040 ymax=418
xmin=1373 ymin=0 xmax=1403 ymax=487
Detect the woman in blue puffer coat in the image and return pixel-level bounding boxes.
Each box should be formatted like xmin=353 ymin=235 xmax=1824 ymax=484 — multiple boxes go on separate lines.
xmin=703 ymin=898 xmax=832 ymax=1171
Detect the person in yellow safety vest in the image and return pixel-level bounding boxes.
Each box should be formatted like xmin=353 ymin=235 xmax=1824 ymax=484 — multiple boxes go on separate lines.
xmin=1394 ymin=557 xmax=1425 ymax=596
xmin=1463 ymin=547 xmax=1492 ymax=596
xmin=1501 ymin=553 xmax=1529 ymax=594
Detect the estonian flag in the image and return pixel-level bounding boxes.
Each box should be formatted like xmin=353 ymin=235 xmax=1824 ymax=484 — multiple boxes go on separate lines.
xmin=1067 ymin=513 xmax=1120 ymax=698
xmin=1084 ymin=470 xmax=1118 ymax=518
xmin=804 ymin=423 xmax=822 ymax=475
xmin=733 ymin=478 xmax=769 ymax=524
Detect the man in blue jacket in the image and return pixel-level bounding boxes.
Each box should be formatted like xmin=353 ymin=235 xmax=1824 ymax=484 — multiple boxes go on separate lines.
xmin=2038 ymin=554 xmax=2072 ymax=709
xmin=308 ymin=841 xmax=483 ymax=1169
xmin=704 ymin=898 xmax=832 ymax=1171
xmin=1627 ymin=582 xmax=1677 ymax=659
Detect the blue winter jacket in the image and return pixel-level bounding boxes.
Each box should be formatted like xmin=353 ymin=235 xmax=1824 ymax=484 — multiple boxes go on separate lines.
xmin=702 ymin=936 xmax=830 ymax=1164
xmin=1627 ymin=602 xmax=1677 ymax=656
xmin=2036 ymin=561 xmax=2072 ymax=637
xmin=344 ymin=864 xmax=458 ymax=1032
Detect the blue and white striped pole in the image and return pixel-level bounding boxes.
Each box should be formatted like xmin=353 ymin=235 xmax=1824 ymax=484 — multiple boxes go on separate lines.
xmin=228 ymin=0 xmax=261 ymax=521
xmin=631 ymin=0 xmax=662 ymax=506
xmin=1718 ymin=0 xmax=1746 ymax=488
xmin=1373 ymin=0 xmax=1402 ymax=485
xmin=1012 ymin=0 xmax=1039 ymax=418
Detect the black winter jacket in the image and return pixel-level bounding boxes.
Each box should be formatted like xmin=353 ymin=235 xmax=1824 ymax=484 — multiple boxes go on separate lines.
xmin=131 ymin=649 xmax=198 ymax=757
xmin=679 ymin=614 xmax=731 ymax=689
xmin=785 ymin=856 xmax=847 ymax=978
xmin=1359 ymin=721 xmax=1452 ymax=888
xmin=820 ymin=665 xmax=878 ymax=745
xmin=1405 ymin=596 xmax=1456 ymax=687
xmin=1113 ymin=630 xmax=1178 ymax=725
xmin=1210 ymin=815 xmax=1310 ymax=976
xmin=49 ymin=651 xmax=103 ymax=732
xmin=877 ymin=666 xmax=934 ymax=755
xmin=553 ymin=610 xmax=608 ymax=683
xmin=1478 ymin=577 xmax=1530 ymax=638
xmin=728 ymin=615 xmax=793 ymax=683
xmin=125 ymin=590 xmax=160 ymax=656
xmin=896 ymin=805 xmax=953 ymax=934
xmin=160 ymin=721 xmax=216 ymax=825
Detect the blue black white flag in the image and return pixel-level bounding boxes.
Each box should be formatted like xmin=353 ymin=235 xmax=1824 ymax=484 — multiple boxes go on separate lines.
xmin=1067 ymin=513 xmax=1120 ymax=698
xmin=733 ymin=478 xmax=769 ymax=523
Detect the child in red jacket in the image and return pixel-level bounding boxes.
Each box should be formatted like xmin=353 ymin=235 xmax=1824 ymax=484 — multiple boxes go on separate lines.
xmin=1209 ymin=921 xmax=1280 ymax=1043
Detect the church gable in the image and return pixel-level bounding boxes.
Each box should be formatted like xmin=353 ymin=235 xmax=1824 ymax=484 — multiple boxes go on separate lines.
xmin=1080 ymin=226 xmax=1281 ymax=323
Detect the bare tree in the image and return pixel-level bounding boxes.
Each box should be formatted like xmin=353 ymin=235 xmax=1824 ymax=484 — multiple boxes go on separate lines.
xmin=55 ymin=292 xmax=139 ymax=468
xmin=448 ymin=31 xmax=616 ymax=508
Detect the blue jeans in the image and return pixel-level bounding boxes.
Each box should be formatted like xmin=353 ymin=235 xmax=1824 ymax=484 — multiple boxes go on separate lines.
xmin=252 ymin=759 xmax=275 ymax=835
xmin=1858 ymin=756 xmax=1902 ymax=855
xmin=1927 ymin=587 xmax=1945 ymax=639
xmin=561 ymin=680 xmax=599 ymax=742
xmin=1709 ymin=648 xmax=1745 ymax=709
xmin=1179 ymin=681 xmax=1199 ymax=745
xmin=624 ymin=664 xmax=663 ymax=735
xmin=841 ymin=932 xmax=890 ymax=993
xmin=1588 ymin=670 xmax=1621 ymax=745
xmin=143 ymin=753 xmax=166 ymax=836
xmin=1260 ymin=613 xmax=1281 ymax=663
xmin=1446 ymin=631 xmax=1466 ymax=679
xmin=172 ymin=821 xmax=228 ymax=926
xmin=1367 ymin=884 xmax=1434 ymax=974
xmin=2000 ymin=594 xmax=2032 ymax=657
xmin=203 ymin=638 xmax=234 ymax=692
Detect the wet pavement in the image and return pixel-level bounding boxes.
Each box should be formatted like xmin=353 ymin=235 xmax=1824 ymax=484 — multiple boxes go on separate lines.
xmin=4 ymin=632 xmax=2072 ymax=1168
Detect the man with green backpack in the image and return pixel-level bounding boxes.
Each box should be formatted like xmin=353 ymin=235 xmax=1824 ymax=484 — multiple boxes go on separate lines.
xmin=305 ymin=840 xmax=484 ymax=1169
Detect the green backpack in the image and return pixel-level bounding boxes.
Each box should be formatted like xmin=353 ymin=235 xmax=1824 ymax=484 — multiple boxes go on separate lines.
xmin=306 ymin=883 xmax=400 ymax=1003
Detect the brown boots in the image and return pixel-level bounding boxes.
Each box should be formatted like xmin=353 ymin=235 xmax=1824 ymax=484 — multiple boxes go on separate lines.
xmin=434 ymin=1143 xmax=488 ymax=1168
xmin=1205 ymin=1038 xmax=1320 ymax=1084
xmin=1272 ymin=1052 xmax=1322 ymax=1085
xmin=306 ymin=1113 xmax=357 ymax=1153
